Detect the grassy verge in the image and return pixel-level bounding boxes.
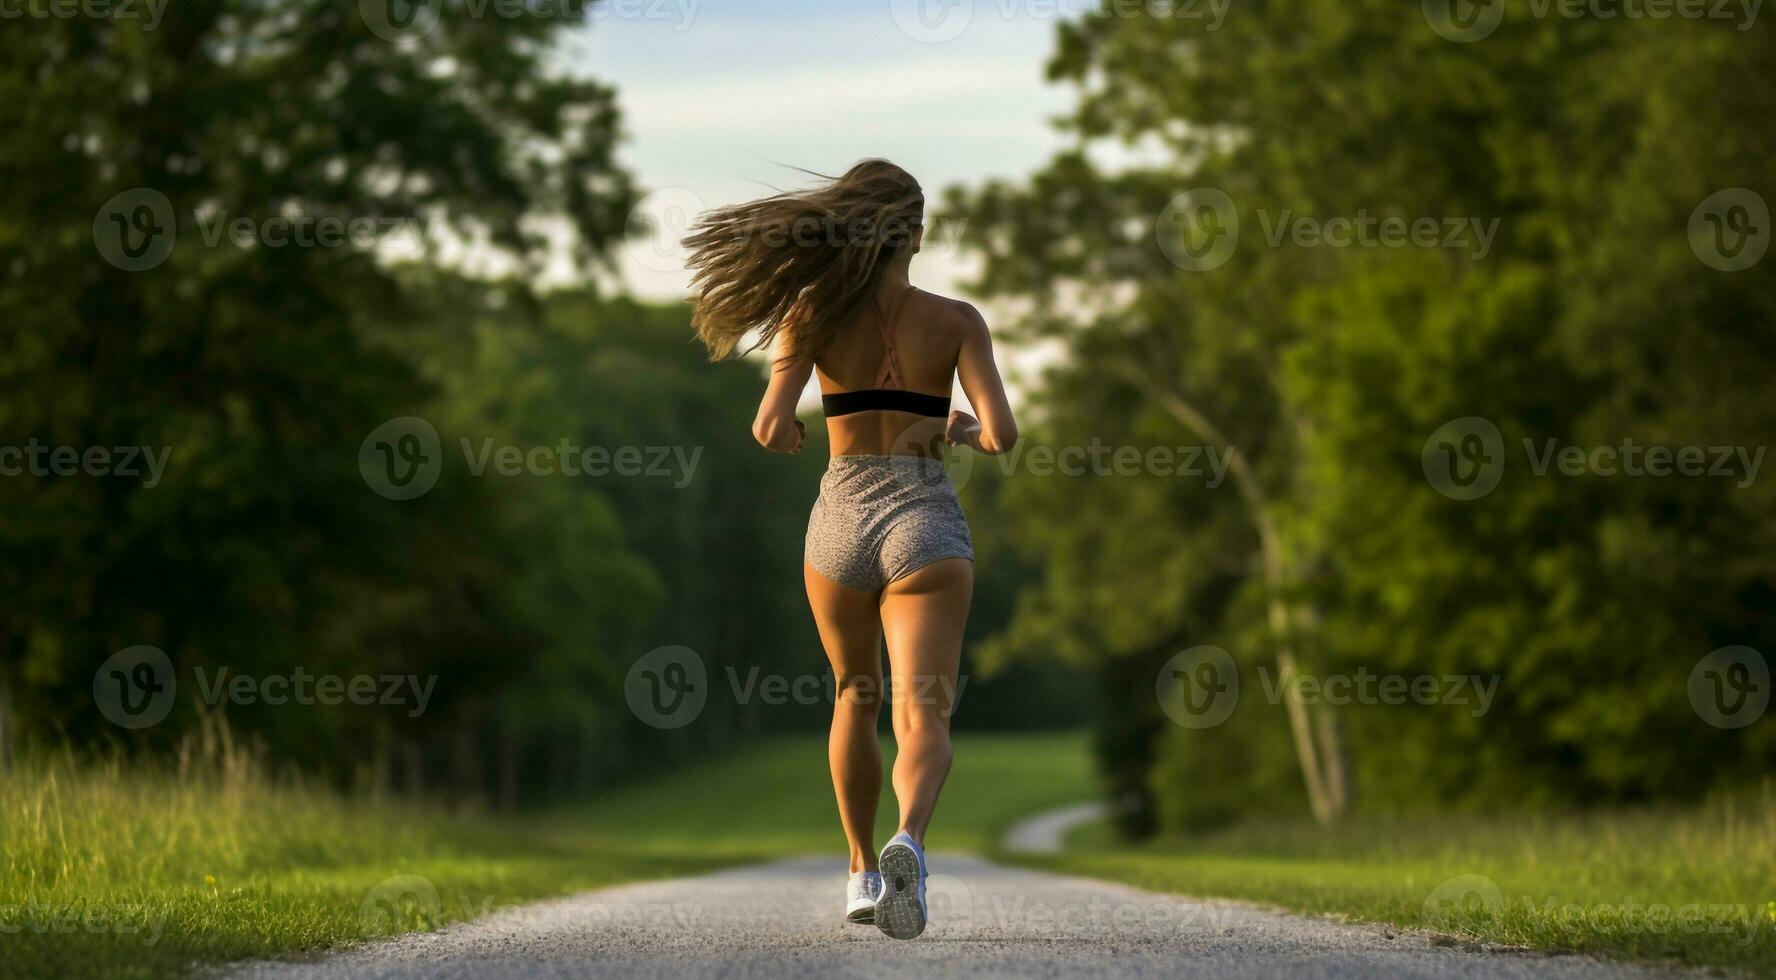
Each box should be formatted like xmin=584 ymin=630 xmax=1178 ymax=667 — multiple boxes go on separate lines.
xmin=2 ymin=731 xmax=1093 ymax=980
xmin=1010 ymin=793 xmax=1776 ymax=975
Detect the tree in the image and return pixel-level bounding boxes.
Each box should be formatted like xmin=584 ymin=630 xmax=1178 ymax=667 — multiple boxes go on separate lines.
xmin=956 ymin=2 xmax=1774 ymax=828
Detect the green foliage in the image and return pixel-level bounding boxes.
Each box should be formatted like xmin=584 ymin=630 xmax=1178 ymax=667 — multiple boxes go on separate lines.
xmin=0 ymin=4 xmax=821 ymax=801
xmin=957 ymin=2 xmax=1776 ymax=823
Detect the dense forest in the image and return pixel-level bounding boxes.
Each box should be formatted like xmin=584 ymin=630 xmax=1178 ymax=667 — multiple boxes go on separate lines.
xmin=3 ymin=2 xmax=1771 ymax=832
xmin=956 ymin=1 xmax=1776 ymax=830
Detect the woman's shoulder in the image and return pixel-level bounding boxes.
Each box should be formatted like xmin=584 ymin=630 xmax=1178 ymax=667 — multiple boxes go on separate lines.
xmin=909 ymin=288 xmax=987 ymax=336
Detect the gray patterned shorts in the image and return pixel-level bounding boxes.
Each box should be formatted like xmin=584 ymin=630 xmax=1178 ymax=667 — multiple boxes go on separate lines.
xmin=805 ymin=454 xmax=973 ymax=593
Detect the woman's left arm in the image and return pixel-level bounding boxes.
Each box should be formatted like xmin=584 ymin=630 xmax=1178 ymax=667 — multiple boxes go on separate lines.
xmin=752 ymin=338 xmax=813 ymax=454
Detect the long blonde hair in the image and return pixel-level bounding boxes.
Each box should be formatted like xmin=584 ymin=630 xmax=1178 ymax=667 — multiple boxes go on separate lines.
xmin=685 ymin=160 xmax=924 ymax=363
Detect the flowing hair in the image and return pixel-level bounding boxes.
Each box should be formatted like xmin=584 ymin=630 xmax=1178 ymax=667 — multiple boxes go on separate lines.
xmin=684 ymin=160 xmax=925 ymax=363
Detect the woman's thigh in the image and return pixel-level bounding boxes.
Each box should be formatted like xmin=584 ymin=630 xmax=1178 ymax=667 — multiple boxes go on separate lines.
xmin=878 ymin=558 xmax=973 ymax=728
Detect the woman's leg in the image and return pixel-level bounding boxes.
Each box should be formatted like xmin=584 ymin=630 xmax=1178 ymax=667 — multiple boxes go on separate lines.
xmin=804 ymin=561 xmax=885 ymax=873
xmin=878 ymin=557 xmax=973 ymax=845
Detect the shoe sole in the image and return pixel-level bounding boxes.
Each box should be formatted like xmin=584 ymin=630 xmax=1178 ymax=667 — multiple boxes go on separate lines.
xmin=846 ymin=904 xmax=876 ymax=925
xmin=875 ymin=843 xmax=926 ymax=940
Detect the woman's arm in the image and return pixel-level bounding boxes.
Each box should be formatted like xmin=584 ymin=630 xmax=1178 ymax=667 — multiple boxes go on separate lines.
xmin=752 ymin=338 xmax=813 ymax=454
xmin=949 ymin=302 xmax=1018 ymax=455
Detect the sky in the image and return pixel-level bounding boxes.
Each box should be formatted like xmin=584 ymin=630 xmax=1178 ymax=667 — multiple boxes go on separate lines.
xmin=557 ymin=0 xmax=1083 ymax=305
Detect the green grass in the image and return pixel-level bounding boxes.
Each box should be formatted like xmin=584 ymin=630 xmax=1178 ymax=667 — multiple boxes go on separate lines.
xmin=1014 ymin=794 xmax=1776 ymax=976
xmin=1 ymin=731 xmax=1094 ymax=980
xmin=23 ymin=729 xmax=1763 ymax=976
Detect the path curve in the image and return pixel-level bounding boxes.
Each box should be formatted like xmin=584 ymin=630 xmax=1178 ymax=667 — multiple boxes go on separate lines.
xmin=1000 ymin=801 xmax=1112 ymax=854
xmin=228 ymin=855 xmax=1706 ymax=980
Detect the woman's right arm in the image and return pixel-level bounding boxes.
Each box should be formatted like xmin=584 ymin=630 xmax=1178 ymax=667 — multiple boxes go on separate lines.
xmin=951 ymin=302 xmax=1018 ymax=455
xmin=752 ymin=336 xmax=813 ymax=454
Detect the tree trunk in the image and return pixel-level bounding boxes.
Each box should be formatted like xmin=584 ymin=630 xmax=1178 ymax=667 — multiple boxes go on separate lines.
xmin=1122 ymin=362 xmax=1349 ymax=825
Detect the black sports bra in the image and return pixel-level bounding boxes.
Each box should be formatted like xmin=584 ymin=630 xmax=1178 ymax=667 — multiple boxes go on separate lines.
xmin=820 ymin=285 xmax=951 ymax=419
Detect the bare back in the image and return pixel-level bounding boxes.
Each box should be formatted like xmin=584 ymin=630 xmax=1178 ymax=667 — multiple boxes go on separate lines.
xmin=815 ymin=284 xmax=965 ymax=457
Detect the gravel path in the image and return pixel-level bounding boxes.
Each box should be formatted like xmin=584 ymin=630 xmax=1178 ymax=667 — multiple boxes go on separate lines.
xmin=1000 ymin=802 xmax=1113 ymax=854
xmin=226 ymin=855 xmax=1706 ymax=980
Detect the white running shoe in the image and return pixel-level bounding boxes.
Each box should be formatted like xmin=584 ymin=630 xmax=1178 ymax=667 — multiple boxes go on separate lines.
xmin=845 ymin=870 xmax=883 ymax=924
xmin=875 ymin=832 xmax=928 ymax=939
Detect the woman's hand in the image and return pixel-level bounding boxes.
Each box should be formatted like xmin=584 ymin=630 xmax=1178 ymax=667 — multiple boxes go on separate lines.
xmin=944 ymin=410 xmax=981 ymax=449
